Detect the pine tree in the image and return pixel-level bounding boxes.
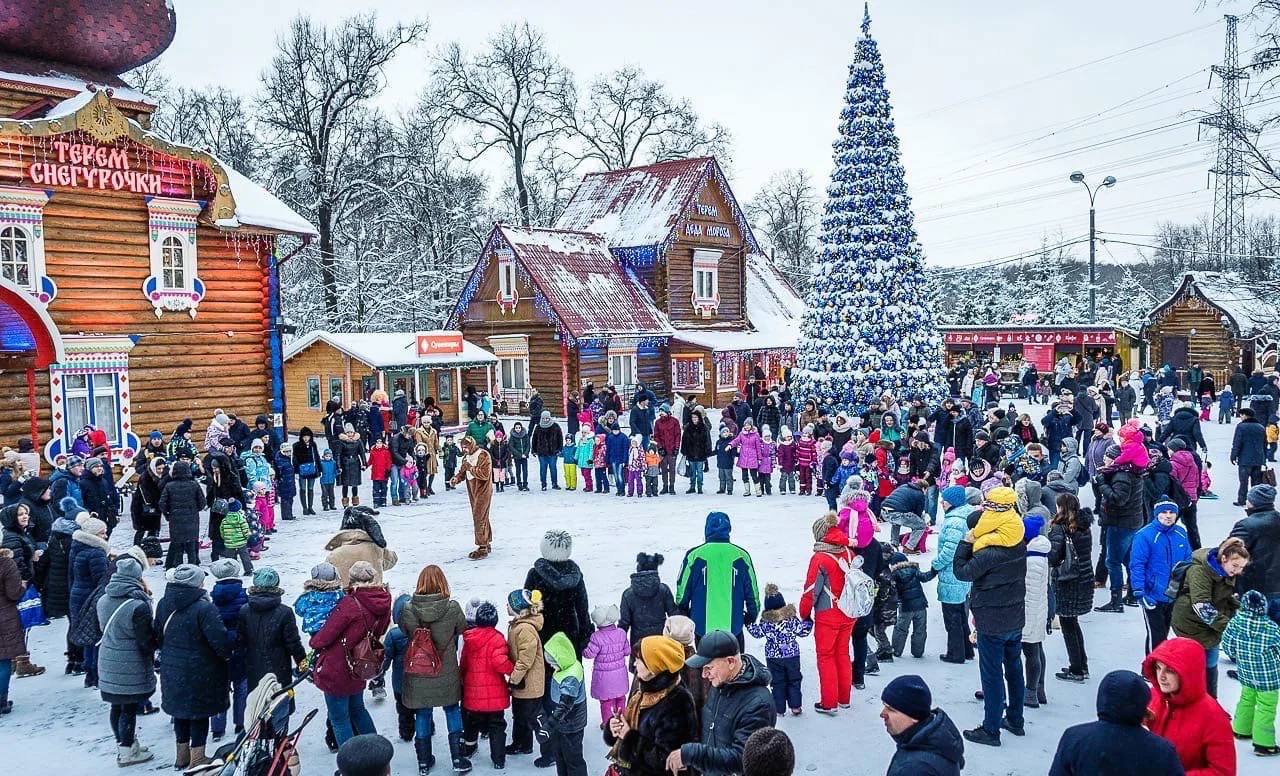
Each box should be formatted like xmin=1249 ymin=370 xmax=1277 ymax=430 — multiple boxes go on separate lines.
xmin=789 ymin=6 xmax=947 ymax=411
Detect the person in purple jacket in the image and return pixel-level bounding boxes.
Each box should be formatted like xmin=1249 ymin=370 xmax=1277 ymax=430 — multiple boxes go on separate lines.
xmin=745 ymin=584 xmax=813 ymax=715
xmin=757 ymin=428 xmax=778 ymax=496
xmin=777 ymin=426 xmax=799 ymax=494
xmin=583 ymin=604 xmax=630 ymax=721
xmin=728 ymin=419 xmax=763 ymax=497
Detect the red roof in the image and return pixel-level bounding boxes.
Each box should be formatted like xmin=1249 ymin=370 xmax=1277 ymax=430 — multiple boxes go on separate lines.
xmin=494 ymin=225 xmax=671 ymax=339
xmin=0 ymin=1 xmax=175 ymax=76
xmin=554 ymin=157 xmax=715 ymax=249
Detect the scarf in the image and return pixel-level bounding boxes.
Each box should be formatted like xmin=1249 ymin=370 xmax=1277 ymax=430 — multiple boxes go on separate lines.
xmin=609 ymin=672 xmax=681 ymax=767
xmin=813 ymin=541 xmax=847 ymax=555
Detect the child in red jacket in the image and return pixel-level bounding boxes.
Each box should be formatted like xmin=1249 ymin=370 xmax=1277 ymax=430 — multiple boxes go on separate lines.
xmin=368 ymin=437 xmax=392 ymax=507
xmin=460 ymin=601 xmax=515 ymax=769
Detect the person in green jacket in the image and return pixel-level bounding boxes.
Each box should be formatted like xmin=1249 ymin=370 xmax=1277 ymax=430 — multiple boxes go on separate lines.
xmin=1171 ymin=536 xmax=1250 ymax=698
xmin=676 ymin=512 xmax=761 ymax=645
xmin=218 ymin=499 xmax=253 ymax=574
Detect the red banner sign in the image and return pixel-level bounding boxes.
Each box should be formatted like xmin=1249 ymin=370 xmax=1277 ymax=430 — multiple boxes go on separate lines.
xmin=416 ymin=333 xmax=464 ymax=357
xmin=943 ymin=329 xmax=1116 ymax=346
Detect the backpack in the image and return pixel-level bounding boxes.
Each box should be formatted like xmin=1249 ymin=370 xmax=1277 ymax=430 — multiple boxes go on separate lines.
xmin=835 ymin=554 xmax=875 ymax=619
xmin=405 ymin=627 xmax=444 ymax=678
xmin=1075 ymin=460 xmax=1089 ymax=487
xmin=345 ymin=596 xmax=386 ymax=682
xmin=1164 ymin=559 xmax=1195 ymax=601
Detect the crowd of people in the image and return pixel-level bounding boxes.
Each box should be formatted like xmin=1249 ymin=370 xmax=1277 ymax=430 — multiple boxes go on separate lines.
xmin=0 ymin=355 xmax=1279 ymax=775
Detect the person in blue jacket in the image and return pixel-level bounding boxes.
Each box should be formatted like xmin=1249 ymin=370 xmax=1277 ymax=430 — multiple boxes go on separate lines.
xmin=1129 ymin=499 xmax=1192 ymax=654
xmin=605 ymin=423 xmax=631 ymax=496
xmin=932 ymin=486 xmax=975 ymax=663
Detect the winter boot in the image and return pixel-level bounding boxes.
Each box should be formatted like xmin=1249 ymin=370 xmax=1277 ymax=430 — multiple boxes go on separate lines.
xmin=448 ymin=732 xmax=473 ymax=773
xmin=459 ymin=738 xmax=478 ymax=758
xmin=117 ymin=741 xmax=154 ymax=767
xmin=352 ymin=495 xmax=360 ymax=506
xmin=1094 ymin=594 xmax=1125 ymax=614
xmin=742 ymin=481 xmax=752 ymax=497
xmin=1023 ymin=688 xmax=1039 ymax=709
xmin=65 ymin=660 xmax=81 ymax=676
xmin=369 ymin=676 xmax=387 ymax=701
xmin=415 ymin=737 xmax=436 ymax=774
xmin=14 ymin=655 xmax=45 ymax=678
xmin=342 ymin=497 xmax=350 ymax=509
xmin=187 ymin=745 xmax=210 ymax=768
xmin=173 ymin=743 xmax=191 ymax=770
xmin=0 ymin=695 xmax=11 ymax=714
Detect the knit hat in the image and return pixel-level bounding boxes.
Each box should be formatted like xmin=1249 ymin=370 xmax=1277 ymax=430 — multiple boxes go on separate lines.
xmin=348 ymin=561 xmax=377 ymax=584
xmin=1104 ymin=444 xmax=1122 ymax=459
xmin=474 ymin=602 xmax=499 ymax=628
xmin=540 ymin=530 xmax=573 ymax=562
xmin=889 ymin=551 xmax=908 ymax=565
xmin=250 ymin=438 xmax=264 ymax=451
xmin=1247 ymin=483 xmax=1277 ymax=509
xmin=171 ymin=564 xmax=206 ymax=588
xmin=1166 ymin=437 xmax=1188 ymax=451
xmin=882 ymin=674 xmax=932 ymax=720
xmin=965 ymin=487 xmax=983 ymax=506
xmin=311 ymin=562 xmax=338 ymax=582
xmin=763 ymin=583 xmax=785 ymax=611
xmin=741 ymin=728 xmax=795 ymax=776
xmin=226 ymin=498 xmax=242 ymax=513
xmin=983 ymin=486 xmax=1018 ymax=512
xmin=974 ymin=430 xmax=990 ymax=442
xmin=343 ymin=422 xmax=356 ymax=434
xmin=635 ymin=552 xmax=664 ymax=572
xmin=913 ymin=430 xmax=931 ymax=443
xmin=335 ymin=733 xmax=395 ymax=776
xmin=663 ymin=615 xmax=696 ymax=647
xmin=591 ymin=603 xmax=620 ymax=628
xmin=507 ymin=588 xmax=541 ymax=613
xmin=1152 ymin=499 xmax=1180 ymax=520
xmin=79 ymin=516 xmax=108 ymax=537
xmin=658 ymin=403 xmax=671 ymax=415
xmin=120 ymin=545 xmax=148 ymax=571
xmin=637 ymin=635 xmax=686 ymax=675
xmin=940 ymin=485 xmax=967 ymax=509
xmin=253 ymin=567 xmax=280 ymax=589
xmin=114 ymin=556 xmax=143 ymax=579
xmin=59 ymin=496 xmax=81 ymax=518
xmin=65 ymin=454 xmax=85 ymax=469
xmin=149 ymin=430 xmax=164 ymax=441
xmin=86 ymin=457 xmax=105 ymax=471
xmin=210 ymin=558 xmax=241 ymax=579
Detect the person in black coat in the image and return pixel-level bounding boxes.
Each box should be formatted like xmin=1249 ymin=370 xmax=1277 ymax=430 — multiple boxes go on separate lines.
xmin=81 ymin=458 xmax=121 ymax=537
xmin=1158 ymin=405 xmax=1207 ymax=454
xmin=1229 ymin=484 xmax=1280 ymax=599
xmin=525 ymin=530 xmax=593 ymax=656
xmin=1231 ymin=407 xmax=1268 ymax=506
xmin=1048 ymin=670 xmax=1183 ymax=776
xmin=130 ymin=457 xmax=167 ymax=546
xmin=237 ymin=572 xmax=306 ymax=690
xmin=16 ymin=476 xmax=54 ymax=549
xmin=1048 ymin=497 xmax=1094 ymax=680
xmin=159 ymin=461 xmax=206 ymax=569
xmin=603 ymin=635 xmax=698 ymax=776
xmin=882 ymin=675 xmax=965 ymax=776
xmin=530 ymin=413 xmax=565 ymax=491
xmin=244 ymin=415 xmax=276 ymax=461
xmin=292 ymin=427 xmax=321 ymax=516
xmin=1094 ymin=447 xmax=1145 ymax=611
xmin=680 ymin=410 xmax=713 ymax=494
xmin=203 ymin=441 xmax=243 ymax=560
xmin=155 ymin=564 xmax=229 ymax=768
xmin=619 ymin=553 xmax=677 ymax=651
xmin=322 ymin=400 xmax=345 ymax=452
xmin=0 ymin=504 xmax=37 ymax=582
xmin=755 ymin=396 xmax=781 ymax=437
xmin=670 ymin=634 xmax=774 ymax=776
xmin=1229 ymin=369 xmax=1249 ymax=399
xmin=945 ymin=407 xmax=975 ymax=460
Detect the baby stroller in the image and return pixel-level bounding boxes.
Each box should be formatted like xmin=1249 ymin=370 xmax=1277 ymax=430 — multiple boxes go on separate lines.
xmin=187 ymin=672 xmax=316 ymax=776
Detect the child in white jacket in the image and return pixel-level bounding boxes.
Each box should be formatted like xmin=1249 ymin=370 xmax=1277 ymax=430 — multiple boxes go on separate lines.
xmin=1023 ymin=532 xmax=1052 ymax=709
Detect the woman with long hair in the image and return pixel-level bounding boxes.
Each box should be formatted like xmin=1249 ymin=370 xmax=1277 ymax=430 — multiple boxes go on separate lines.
xmin=1048 ymin=493 xmax=1094 ymax=683
xmin=399 ymin=564 xmax=468 ymax=773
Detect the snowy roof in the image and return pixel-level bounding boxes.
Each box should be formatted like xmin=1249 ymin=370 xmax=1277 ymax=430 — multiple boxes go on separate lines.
xmin=284 ymin=330 xmax=498 ymax=369
xmin=0 ymin=62 xmax=156 ymax=106
xmin=1148 ymin=272 xmax=1280 ymax=339
xmin=215 ymin=161 xmax=318 ymax=237
xmin=496 ymin=225 xmax=672 ymax=338
xmin=672 ymin=254 xmax=805 ymax=351
xmin=554 ymin=157 xmax=717 ymax=250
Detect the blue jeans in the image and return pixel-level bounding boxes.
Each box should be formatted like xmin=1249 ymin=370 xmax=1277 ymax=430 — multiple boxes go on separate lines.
xmin=324 ymin=691 xmax=376 ymax=747
xmin=0 ymin=657 xmax=10 ymax=699
xmin=924 ymin=486 xmax=939 ymax=525
xmin=611 ymin=462 xmax=626 ymax=494
xmin=538 ymin=455 xmax=559 ymax=489
xmin=1106 ymin=526 xmax=1137 ymax=596
xmin=389 ymin=466 xmax=404 ymax=502
xmin=689 ymin=460 xmax=705 ymax=491
xmin=415 ymin=703 xmax=463 ymax=739
xmin=977 ymin=629 xmax=1025 ymax=735
xmin=212 ymin=677 xmax=249 ymax=736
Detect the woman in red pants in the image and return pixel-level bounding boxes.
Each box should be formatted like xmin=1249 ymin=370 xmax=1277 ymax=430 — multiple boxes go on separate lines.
xmin=799 ymin=513 xmax=857 ymax=714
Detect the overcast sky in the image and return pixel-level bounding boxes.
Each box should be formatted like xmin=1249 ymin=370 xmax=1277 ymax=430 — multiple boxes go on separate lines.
xmin=162 ymin=0 xmax=1276 ymax=267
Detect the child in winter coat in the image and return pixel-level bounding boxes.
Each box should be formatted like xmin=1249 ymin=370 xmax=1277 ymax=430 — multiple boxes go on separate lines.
xmin=745 ymin=585 xmax=812 ymax=716
xmin=210 ymin=558 xmax=249 ymax=740
xmin=932 ymin=486 xmax=975 ymax=663
xmin=274 ymin=449 xmax=296 ymax=522
xmin=643 ymin=443 xmax=661 ymax=497
xmin=252 ymin=480 xmax=276 ymax=534
xmin=1200 ymin=394 xmax=1213 ymax=422
xmin=442 ymin=435 xmax=459 ymax=490
xmin=506 ymin=589 xmax=546 ymax=757
xmin=509 ymin=422 xmax=531 ymax=492
xmin=618 ymin=552 xmax=677 ymax=653
xmin=561 ymin=437 xmax=578 ymax=491
xmin=368 ymin=438 xmax=392 ymax=506
xmin=583 ymin=604 xmax=630 ymax=720
xmin=728 ymin=418 xmax=763 ymax=497
xmin=871 ymin=542 xmax=899 ymax=664
xmin=399 ymin=455 xmax=418 ymax=502
xmin=1022 ymin=532 xmax=1053 ymax=708
xmin=1107 ymin=418 xmax=1151 ymax=472
xmin=1201 ymin=460 xmax=1217 ymax=499
xmin=796 ymin=425 xmax=817 ymax=495
xmin=757 ymin=428 xmax=777 ymax=496
xmin=626 ymin=435 xmax=645 ymax=498
xmin=413 ymin=444 xmax=432 ymax=501
xmin=714 ymin=425 xmax=737 ymax=495
xmin=219 ymin=499 xmax=254 ymax=574
xmin=544 ymin=632 xmax=588 ymax=772
xmin=460 ymin=601 xmax=515 ymax=768
xmin=592 ymin=432 xmax=609 ymax=495
xmin=1221 ymin=590 xmax=1280 ymax=755
xmin=293 ymin=561 xmax=343 ymax=636
xmin=837 ymin=485 xmax=876 ymax=549
xmin=888 ymin=552 xmax=931 ymax=659
xmin=319 ymin=449 xmax=338 ymax=511
xmin=777 ymin=426 xmax=798 ymax=494
xmin=1218 ymin=386 xmax=1236 ymax=424
xmin=970 ymin=487 xmax=1024 ymax=553
xmin=491 ymin=430 xmax=510 ymax=492
xmin=381 ymin=594 xmax=414 ymax=741
xmin=241 ymin=439 xmax=273 ymax=491
xmin=574 ymin=429 xmax=594 ymax=493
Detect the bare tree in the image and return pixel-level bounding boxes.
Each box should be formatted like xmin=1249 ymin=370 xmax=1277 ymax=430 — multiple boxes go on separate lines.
xmin=150 ymin=87 xmax=263 ymax=176
xmin=747 ymin=169 xmax=819 ymax=292
xmin=122 ymin=60 xmax=171 ymax=101
xmin=257 ymin=13 xmax=427 ymax=326
xmin=563 ymin=66 xmax=732 ymax=170
xmin=434 ymin=23 xmax=573 ymax=226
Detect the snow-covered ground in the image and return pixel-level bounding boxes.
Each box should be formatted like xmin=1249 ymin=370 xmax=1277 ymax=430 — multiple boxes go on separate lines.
xmin=8 ymin=399 xmax=1272 ymax=774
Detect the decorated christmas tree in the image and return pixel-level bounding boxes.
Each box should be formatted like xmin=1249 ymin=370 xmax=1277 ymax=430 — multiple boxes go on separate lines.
xmin=789 ymin=5 xmax=947 ymax=411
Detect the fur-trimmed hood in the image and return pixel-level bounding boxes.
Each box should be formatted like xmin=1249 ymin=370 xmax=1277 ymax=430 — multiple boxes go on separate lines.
xmin=303 ymin=577 xmax=342 ymax=593
xmin=760 ymin=603 xmax=797 ymax=623
xmin=72 ymin=529 xmax=110 ymax=553
xmin=890 ymin=559 xmax=920 ymax=573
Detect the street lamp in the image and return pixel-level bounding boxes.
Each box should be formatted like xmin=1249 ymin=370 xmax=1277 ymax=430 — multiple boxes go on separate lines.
xmin=1069 ymin=171 xmax=1117 ymax=324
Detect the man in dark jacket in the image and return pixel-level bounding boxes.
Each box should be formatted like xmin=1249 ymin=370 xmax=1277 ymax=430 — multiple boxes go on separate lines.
xmin=1095 ymin=445 xmax=1146 ymax=612
xmin=238 ymin=568 xmax=306 ymax=690
xmin=390 ymin=389 xmax=409 ymax=431
xmin=159 ymin=461 xmax=206 ymax=569
xmin=629 ymin=394 xmax=656 ymax=450
xmin=952 ymin=489 xmax=1027 ymax=747
xmin=1158 ymin=404 xmax=1208 ymax=454
xmin=1048 ymin=670 xmax=1183 ymax=776
xmin=972 ymin=432 xmax=1003 ymax=470
xmin=1230 ymin=483 xmax=1280 ymax=601
xmin=881 ymin=675 xmax=965 ymax=776
xmin=1231 ymin=407 xmax=1268 ymax=506
xmin=204 ymin=440 xmax=243 ymax=561
xmin=1043 ymin=402 xmax=1081 ymax=469
xmin=527 ymin=388 xmax=544 ymax=430
xmin=388 ymin=425 xmax=416 ymax=506
xmin=882 ymin=480 xmax=930 ymax=552
xmin=531 ymin=411 xmax=564 ymax=491
xmin=669 ymin=631 xmax=775 ymax=776
xmin=944 ymin=405 xmax=974 ymax=459
xmin=1230 ymin=368 xmax=1249 ymax=398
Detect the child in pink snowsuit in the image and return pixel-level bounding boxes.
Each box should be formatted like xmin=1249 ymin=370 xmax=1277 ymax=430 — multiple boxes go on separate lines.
xmin=593 ymin=432 xmax=609 ymax=494
xmin=796 ymin=425 xmax=817 ymax=495
xmin=583 ymin=604 xmax=630 ymax=720
xmin=757 ymin=428 xmax=777 ymax=496
xmin=253 ymin=480 xmax=275 ymax=533
xmin=626 ymin=435 xmax=645 ymax=497
xmin=837 ymin=488 xmax=877 ymax=549
xmin=728 ymin=418 xmax=764 ymax=496
xmin=1108 ymin=419 xmax=1150 ymax=471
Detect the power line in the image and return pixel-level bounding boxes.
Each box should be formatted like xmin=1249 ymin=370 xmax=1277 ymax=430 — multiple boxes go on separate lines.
xmin=930 ymin=236 xmax=1090 ymax=275
xmin=1097 ymin=236 xmax=1280 ymax=260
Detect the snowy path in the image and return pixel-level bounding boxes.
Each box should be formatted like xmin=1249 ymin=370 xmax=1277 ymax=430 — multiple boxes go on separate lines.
xmin=7 ymin=399 xmax=1271 ymax=774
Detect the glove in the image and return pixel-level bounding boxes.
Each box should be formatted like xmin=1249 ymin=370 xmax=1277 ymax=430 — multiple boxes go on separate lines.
xmin=1193 ymin=601 xmax=1219 ymax=625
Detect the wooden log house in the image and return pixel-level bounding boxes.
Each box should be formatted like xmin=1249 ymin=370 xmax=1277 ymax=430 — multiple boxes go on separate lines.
xmin=0 ymin=2 xmax=316 ymax=469
xmin=450 ymin=157 xmax=804 ymax=412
